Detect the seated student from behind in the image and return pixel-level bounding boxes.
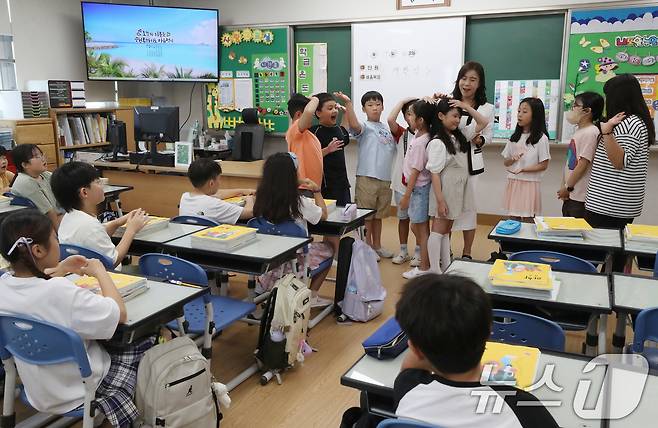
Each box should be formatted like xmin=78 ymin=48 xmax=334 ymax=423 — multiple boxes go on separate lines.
xmin=10 ymin=144 xmax=62 ymax=227
xmin=0 ymin=146 xmax=15 ymax=193
xmin=0 ymin=210 xmax=153 ymax=428
xmin=394 ymin=274 xmax=558 ymax=427
xmin=51 ymin=161 xmax=148 ymax=269
xmin=179 ymin=157 xmax=254 ymax=223
xmin=286 ymin=93 xmax=323 ymax=193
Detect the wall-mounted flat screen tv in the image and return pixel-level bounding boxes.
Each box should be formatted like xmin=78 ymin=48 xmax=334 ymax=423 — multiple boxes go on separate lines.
xmin=81 ymin=2 xmax=219 ymax=82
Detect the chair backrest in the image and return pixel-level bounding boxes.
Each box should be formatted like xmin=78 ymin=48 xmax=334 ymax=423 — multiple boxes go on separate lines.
xmin=170 ymin=215 xmax=219 ymax=227
xmin=139 ymin=253 xmax=208 ymax=286
xmin=247 ymin=217 xmax=307 ymax=238
xmin=491 ymin=309 xmax=565 ymax=351
xmin=4 ymin=192 xmax=37 ymax=208
xmin=631 ymin=307 xmax=658 ymax=354
xmin=233 ymin=120 xmax=265 ymax=161
xmin=0 ymin=314 xmax=91 ymax=377
xmin=377 ymin=419 xmax=440 ymax=428
xmin=508 ymin=251 xmax=597 ymax=273
xmin=60 ymin=243 xmax=114 ymax=270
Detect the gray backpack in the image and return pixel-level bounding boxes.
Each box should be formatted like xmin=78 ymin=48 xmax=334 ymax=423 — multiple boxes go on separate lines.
xmin=135 ymin=336 xmax=220 ymax=427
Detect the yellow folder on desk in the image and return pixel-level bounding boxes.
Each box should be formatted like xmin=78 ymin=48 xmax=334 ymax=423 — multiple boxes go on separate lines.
xmin=488 ymin=259 xmax=553 ymax=290
xmin=536 ymin=216 xmax=592 ymax=232
xmin=480 ymin=341 xmax=541 ymax=390
xmin=74 ymin=272 xmax=148 ymax=299
xmin=626 ymin=224 xmax=658 ymax=242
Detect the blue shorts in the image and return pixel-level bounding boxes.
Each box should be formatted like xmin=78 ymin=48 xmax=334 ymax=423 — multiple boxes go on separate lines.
xmin=408 ymin=183 xmax=430 ymax=224
xmin=394 ymin=191 xmax=409 ymax=220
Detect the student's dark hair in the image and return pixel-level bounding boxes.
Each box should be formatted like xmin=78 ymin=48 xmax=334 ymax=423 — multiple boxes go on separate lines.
xmin=396 ymin=273 xmax=492 ymax=374
xmin=401 ymin=98 xmax=418 ymax=115
xmin=287 ymin=93 xmax=310 ymax=118
xmin=51 ymin=161 xmax=101 ymax=212
xmin=452 ymin=61 xmax=487 ymax=107
xmin=12 ymin=144 xmax=42 ymax=173
xmin=313 ymin=92 xmax=335 ymax=113
xmin=433 ymin=98 xmax=469 ymax=155
xmin=0 ymin=209 xmax=54 ymax=280
xmin=0 ymin=146 xmax=7 ymax=157
xmin=187 ymin=157 xmax=221 ymax=188
xmin=510 ymin=97 xmax=549 ymax=146
xmin=603 ymin=74 xmax=655 ymax=145
xmin=253 ymin=152 xmax=302 ymax=224
xmin=360 ymin=91 xmax=383 ymax=107
xmin=575 ymin=91 xmax=604 ymax=124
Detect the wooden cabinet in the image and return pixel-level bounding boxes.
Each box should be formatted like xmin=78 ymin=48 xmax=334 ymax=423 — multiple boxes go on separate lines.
xmin=49 ymin=107 xmax=135 ymax=165
xmin=0 ymin=118 xmax=59 ymax=169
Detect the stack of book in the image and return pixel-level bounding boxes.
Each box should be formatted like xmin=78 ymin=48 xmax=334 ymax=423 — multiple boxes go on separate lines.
xmin=118 ymin=216 xmax=169 ymax=237
xmin=224 ymin=196 xmax=246 ymax=207
xmin=480 ymin=341 xmax=541 ymax=390
xmin=57 ymin=113 xmax=109 ymax=147
xmin=0 ymin=195 xmax=11 ymax=208
xmin=48 ymin=80 xmax=85 ymax=108
xmin=534 ymin=216 xmax=592 ymax=239
xmin=75 ymin=272 xmax=149 ymax=301
xmin=625 ymin=224 xmax=658 ymax=245
xmin=191 ymin=224 xmax=257 ymax=251
xmin=488 ymin=259 xmax=558 ymax=299
xmin=324 ymin=199 xmax=337 ymax=214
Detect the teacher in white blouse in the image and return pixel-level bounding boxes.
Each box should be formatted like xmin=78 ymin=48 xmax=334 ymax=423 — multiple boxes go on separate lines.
xmin=434 ymin=61 xmax=494 ymax=259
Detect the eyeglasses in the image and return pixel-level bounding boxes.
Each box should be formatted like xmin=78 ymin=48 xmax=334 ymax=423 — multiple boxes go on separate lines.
xmin=32 ymin=153 xmax=46 ymax=161
xmin=572 ymin=103 xmax=584 ymax=109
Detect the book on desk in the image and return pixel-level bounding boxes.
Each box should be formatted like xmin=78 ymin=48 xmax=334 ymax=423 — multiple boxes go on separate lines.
xmin=480 ymin=341 xmax=541 ymax=390
xmin=74 ymin=272 xmax=149 ymax=301
xmin=625 ymin=224 xmax=658 ymax=244
xmin=224 ymin=196 xmax=246 ymax=207
xmin=118 ymin=216 xmax=169 ymax=236
xmin=0 ymin=195 xmax=10 ymax=208
xmin=190 ymin=224 xmax=257 ymax=251
xmin=534 ymin=216 xmax=592 ymax=239
xmin=488 ymin=259 xmax=560 ymax=300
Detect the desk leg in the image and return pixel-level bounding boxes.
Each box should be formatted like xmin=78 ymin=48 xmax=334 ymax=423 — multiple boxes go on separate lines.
xmin=604 ymin=252 xmax=613 ymax=274
xmin=598 ymin=314 xmax=607 ymax=354
xmin=219 ymin=270 xmax=229 ymax=297
xmin=613 ymin=311 xmax=627 ymax=353
xmin=202 ymin=299 xmax=214 ymax=362
xmin=586 ymin=315 xmax=598 ymax=356
xmin=114 ymin=196 xmax=124 ymax=216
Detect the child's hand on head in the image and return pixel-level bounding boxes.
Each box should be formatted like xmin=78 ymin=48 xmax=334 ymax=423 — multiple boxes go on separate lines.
xmin=335 ymin=103 xmax=346 ymax=113
xmin=448 ymin=99 xmax=467 ymax=110
xmin=333 ymin=91 xmax=351 ymax=104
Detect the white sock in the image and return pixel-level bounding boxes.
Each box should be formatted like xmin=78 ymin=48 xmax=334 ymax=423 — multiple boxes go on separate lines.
xmin=440 ymin=234 xmax=451 ymax=272
xmin=400 ymin=244 xmax=408 ymax=253
xmin=414 ymin=245 xmax=421 ymax=257
xmin=428 ymin=232 xmax=443 ymax=273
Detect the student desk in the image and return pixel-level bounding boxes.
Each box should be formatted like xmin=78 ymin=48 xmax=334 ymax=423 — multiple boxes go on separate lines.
xmin=608 ymin=365 xmax=658 ymax=428
xmin=0 ymin=204 xmax=26 ymax=219
xmin=94 ymin=160 xmax=264 ymax=217
xmin=445 ymin=259 xmax=612 ymax=353
xmin=308 ymin=208 xmax=375 ymax=236
xmin=112 ymin=222 xmax=207 ymax=256
xmin=103 ymin=184 xmax=134 ymax=216
xmin=611 ymin=274 xmax=658 ymax=352
xmin=488 ymin=221 xmax=622 ymax=273
xmin=623 ymin=238 xmax=657 ymax=272
xmin=163 ymin=233 xmax=311 ymax=276
xmin=341 ymin=349 xmax=606 ymax=428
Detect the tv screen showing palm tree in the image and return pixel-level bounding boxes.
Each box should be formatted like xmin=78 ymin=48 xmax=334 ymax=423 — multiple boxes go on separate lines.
xmin=81 ymin=2 xmax=218 ymax=82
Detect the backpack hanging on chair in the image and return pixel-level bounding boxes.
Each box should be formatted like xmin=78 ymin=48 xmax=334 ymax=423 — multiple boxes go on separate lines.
xmin=339 ymin=239 xmax=387 ymax=322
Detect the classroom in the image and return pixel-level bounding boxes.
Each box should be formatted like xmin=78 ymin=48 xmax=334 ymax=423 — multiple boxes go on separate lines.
xmin=0 ymin=0 xmax=656 ymax=427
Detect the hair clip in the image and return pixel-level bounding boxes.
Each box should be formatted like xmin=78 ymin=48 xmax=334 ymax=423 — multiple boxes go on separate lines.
xmin=287 ymin=151 xmax=299 ymax=170
xmin=7 ymin=237 xmax=33 ymax=256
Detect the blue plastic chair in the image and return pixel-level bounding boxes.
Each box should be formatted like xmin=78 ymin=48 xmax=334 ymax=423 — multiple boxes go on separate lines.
xmin=170 ymin=215 xmax=220 ymax=227
xmin=508 ymin=251 xmax=597 ymax=273
xmin=247 ymin=217 xmax=333 ymax=277
xmin=629 ymin=307 xmax=658 ymax=369
xmin=138 ymin=253 xmax=255 ymax=337
xmin=653 ymin=251 xmax=657 ymax=278
xmin=3 ymin=192 xmax=37 ymax=209
xmin=378 ymin=419 xmax=440 ymax=428
xmin=491 ymin=309 xmax=566 ymax=352
xmin=60 ymin=243 xmax=114 ymax=270
xmin=0 ymin=315 xmax=97 ymax=428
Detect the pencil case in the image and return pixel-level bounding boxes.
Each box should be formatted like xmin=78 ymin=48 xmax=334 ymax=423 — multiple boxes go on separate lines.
xmin=362 ymin=317 xmax=408 ymax=360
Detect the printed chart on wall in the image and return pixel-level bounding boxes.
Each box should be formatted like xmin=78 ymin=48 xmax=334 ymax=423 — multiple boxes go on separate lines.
xmin=206 ymin=27 xmax=291 ymax=133
xmin=563 ymin=5 xmax=658 ymax=141
xmin=351 ymin=18 xmax=465 ymax=125
xmin=296 ymin=43 xmax=328 ymax=97
xmin=494 ymin=80 xmax=560 ymax=140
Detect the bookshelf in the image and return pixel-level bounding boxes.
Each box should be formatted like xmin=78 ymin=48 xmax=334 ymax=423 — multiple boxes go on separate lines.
xmin=49 ymin=107 xmax=135 ymax=165
xmin=0 ymin=117 xmax=59 ymax=170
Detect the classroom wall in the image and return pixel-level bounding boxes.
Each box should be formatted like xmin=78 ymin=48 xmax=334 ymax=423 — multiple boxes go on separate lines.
xmin=2 ymin=0 xmax=657 ymax=223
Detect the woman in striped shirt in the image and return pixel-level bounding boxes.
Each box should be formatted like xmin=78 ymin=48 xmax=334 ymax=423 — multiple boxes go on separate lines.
xmin=585 ymin=74 xmax=655 ymax=271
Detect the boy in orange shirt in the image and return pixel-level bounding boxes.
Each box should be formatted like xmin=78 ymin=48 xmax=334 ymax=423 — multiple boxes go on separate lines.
xmin=286 ymin=94 xmax=323 ymax=192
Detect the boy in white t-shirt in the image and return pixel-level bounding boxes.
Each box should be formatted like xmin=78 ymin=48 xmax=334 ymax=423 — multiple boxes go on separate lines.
xmin=179 ymin=157 xmax=255 ymax=224
xmin=51 ymin=161 xmax=148 ymax=268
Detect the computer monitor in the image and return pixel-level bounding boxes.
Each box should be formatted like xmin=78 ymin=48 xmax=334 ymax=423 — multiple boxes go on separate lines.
xmin=134 ymin=106 xmax=180 ymax=146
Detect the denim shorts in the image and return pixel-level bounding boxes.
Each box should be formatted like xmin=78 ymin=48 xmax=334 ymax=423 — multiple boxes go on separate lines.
xmin=394 ymin=191 xmax=409 ymax=220
xmin=408 ymin=183 xmax=431 ymax=224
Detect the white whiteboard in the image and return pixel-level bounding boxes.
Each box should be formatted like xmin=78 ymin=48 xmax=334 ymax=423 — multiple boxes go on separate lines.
xmin=351 ymin=17 xmax=465 ymax=124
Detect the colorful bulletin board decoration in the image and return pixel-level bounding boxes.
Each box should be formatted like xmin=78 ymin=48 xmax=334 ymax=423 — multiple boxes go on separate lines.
xmin=206 ymin=27 xmax=291 ymax=133
xmin=494 ymin=80 xmax=561 ymax=140
xmin=563 ymin=6 xmax=658 ymax=139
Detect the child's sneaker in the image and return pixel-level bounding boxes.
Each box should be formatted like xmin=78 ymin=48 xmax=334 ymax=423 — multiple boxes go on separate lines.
xmin=392 ymin=251 xmax=411 ymax=264
xmin=402 ymin=267 xmax=431 ymax=279
xmin=375 ymin=247 xmax=395 ymax=259
xmin=310 ymin=295 xmax=333 ymax=308
xmin=410 ymin=255 xmax=421 ymax=267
